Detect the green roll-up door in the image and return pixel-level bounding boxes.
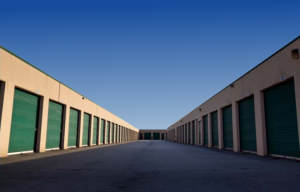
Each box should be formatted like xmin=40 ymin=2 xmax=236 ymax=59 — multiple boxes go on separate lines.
xmin=93 ymin=117 xmax=99 ymax=145
xmin=68 ymin=108 xmax=79 ymax=147
xmin=100 ymin=119 xmax=105 ymax=144
xmin=264 ymin=80 xmax=299 ymax=157
xmin=185 ymin=124 xmax=187 ymax=143
xmin=116 ymin=124 xmax=118 ymax=143
xmin=223 ymin=106 xmax=233 ymax=149
xmin=192 ymin=121 xmax=195 ymax=145
xmin=203 ymin=115 xmax=208 ymax=146
xmin=144 ymin=132 xmax=151 ymax=140
xmin=153 ymin=132 xmax=160 ymax=140
xmin=46 ymin=101 xmax=63 ymax=149
xmin=198 ymin=121 xmax=201 ymax=145
xmin=9 ymin=89 xmax=39 ymax=153
xmin=162 ymin=133 xmax=165 ymax=140
xmin=82 ymin=113 xmax=90 ymax=146
xmin=111 ymin=123 xmax=115 ymax=143
xmin=106 ymin=121 xmax=110 ymax=143
xmin=239 ymin=96 xmax=257 ymax=152
xmin=211 ymin=111 xmax=218 ymax=147
xmin=188 ymin=123 xmax=190 ymax=144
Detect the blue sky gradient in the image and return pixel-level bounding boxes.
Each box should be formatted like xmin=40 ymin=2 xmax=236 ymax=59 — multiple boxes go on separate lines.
xmin=1 ymin=0 xmax=300 ymax=129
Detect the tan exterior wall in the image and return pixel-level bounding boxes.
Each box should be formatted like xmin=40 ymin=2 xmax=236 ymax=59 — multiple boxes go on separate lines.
xmin=0 ymin=47 xmax=139 ymax=157
xmin=167 ymin=36 xmax=300 ymax=158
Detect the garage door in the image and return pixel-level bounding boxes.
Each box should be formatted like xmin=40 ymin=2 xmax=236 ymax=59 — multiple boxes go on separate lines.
xmin=93 ymin=117 xmax=99 ymax=145
xmin=153 ymin=132 xmax=160 ymax=140
xmin=82 ymin=113 xmax=90 ymax=146
xmin=68 ymin=108 xmax=79 ymax=147
xmin=162 ymin=133 xmax=165 ymax=140
xmin=203 ymin=115 xmax=208 ymax=146
xmin=211 ymin=111 xmax=218 ymax=147
xmin=111 ymin=123 xmax=115 ymax=143
xmin=144 ymin=132 xmax=151 ymax=140
xmin=264 ymin=80 xmax=299 ymax=157
xmin=239 ymin=96 xmax=256 ymax=152
xmin=223 ymin=106 xmax=233 ymax=149
xmin=46 ymin=101 xmax=63 ymax=149
xmin=106 ymin=121 xmax=110 ymax=144
xmin=185 ymin=124 xmax=188 ymax=143
xmin=9 ymin=89 xmax=39 ymax=153
xmin=100 ymin=119 xmax=105 ymax=144
xmin=192 ymin=121 xmax=195 ymax=145
xmin=188 ymin=122 xmax=190 ymax=144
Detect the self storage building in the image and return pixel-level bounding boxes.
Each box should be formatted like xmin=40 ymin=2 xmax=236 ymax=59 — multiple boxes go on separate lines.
xmin=166 ymin=36 xmax=300 ymax=160
xmin=0 ymin=46 xmax=139 ymax=158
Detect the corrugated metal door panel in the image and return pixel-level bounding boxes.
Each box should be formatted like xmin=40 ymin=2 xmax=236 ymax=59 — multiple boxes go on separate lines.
xmin=9 ymin=89 xmax=39 ymax=153
xmin=239 ymin=96 xmax=257 ymax=152
xmin=144 ymin=132 xmax=151 ymax=140
xmin=185 ymin=124 xmax=187 ymax=143
xmin=106 ymin=121 xmax=110 ymax=143
xmin=68 ymin=108 xmax=79 ymax=147
xmin=188 ymin=123 xmax=190 ymax=144
xmin=192 ymin=121 xmax=195 ymax=145
xmin=153 ymin=133 xmax=160 ymax=140
xmin=111 ymin=123 xmax=114 ymax=143
xmin=264 ymin=80 xmax=299 ymax=157
xmin=100 ymin=119 xmax=105 ymax=144
xmin=161 ymin=133 xmax=164 ymax=140
xmin=223 ymin=106 xmax=233 ymax=149
xmin=93 ymin=117 xmax=99 ymax=145
xmin=82 ymin=113 xmax=90 ymax=146
xmin=203 ymin=115 xmax=208 ymax=146
xmin=46 ymin=101 xmax=63 ymax=149
xmin=211 ymin=111 xmax=219 ymax=147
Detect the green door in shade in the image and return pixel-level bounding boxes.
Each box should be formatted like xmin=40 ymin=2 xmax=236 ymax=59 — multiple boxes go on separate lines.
xmin=82 ymin=113 xmax=90 ymax=146
xmin=211 ymin=111 xmax=218 ymax=147
xmin=239 ymin=96 xmax=257 ymax=152
xmin=115 ymin=125 xmax=118 ymax=142
xmin=223 ymin=106 xmax=233 ymax=149
xmin=192 ymin=121 xmax=195 ymax=145
xmin=264 ymin=80 xmax=299 ymax=157
xmin=106 ymin=121 xmax=110 ymax=143
xmin=203 ymin=115 xmax=208 ymax=146
xmin=111 ymin=123 xmax=114 ymax=143
xmin=100 ymin=119 xmax=105 ymax=144
xmin=144 ymin=132 xmax=151 ymax=140
xmin=46 ymin=101 xmax=63 ymax=149
xmin=93 ymin=117 xmax=99 ymax=145
xmin=153 ymin=132 xmax=160 ymax=140
xmin=9 ymin=89 xmax=39 ymax=153
xmin=188 ymin=123 xmax=190 ymax=144
xmin=185 ymin=124 xmax=187 ymax=143
xmin=161 ymin=133 xmax=165 ymax=140
xmin=68 ymin=108 xmax=79 ymax=147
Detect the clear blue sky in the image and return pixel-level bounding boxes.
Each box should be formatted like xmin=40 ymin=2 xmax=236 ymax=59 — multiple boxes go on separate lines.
xmin=1 ymin=0 xmax=299 ymax=130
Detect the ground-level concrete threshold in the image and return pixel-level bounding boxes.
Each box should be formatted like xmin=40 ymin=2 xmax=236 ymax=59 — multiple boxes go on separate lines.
xmin=1 ymin=140 xmax=300 ymax=192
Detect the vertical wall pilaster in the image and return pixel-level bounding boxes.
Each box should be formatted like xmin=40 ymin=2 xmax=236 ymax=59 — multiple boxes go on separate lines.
xmin=78 ymin=111 xmax=84 ymax=147
xmin=62 ymin=105 xmax=70 ymax=149
xmin=254 ymin=91 xmax=267 ymax=156
xmin=232 ymin=102 xmax=240 ymax=152
xmin=36 ymin=96 xmax=49 ymax=153
xmin=0 ymin=83 xmax=14 ymax=157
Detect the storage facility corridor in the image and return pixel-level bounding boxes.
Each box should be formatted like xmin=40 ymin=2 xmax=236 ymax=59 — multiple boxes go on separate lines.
xmin=1 ymin=140 xmax=300 ymax=192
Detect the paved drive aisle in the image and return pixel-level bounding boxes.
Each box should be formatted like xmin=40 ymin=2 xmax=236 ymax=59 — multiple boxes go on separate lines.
xmin=1 ymin=141 xmax=300 ymax=192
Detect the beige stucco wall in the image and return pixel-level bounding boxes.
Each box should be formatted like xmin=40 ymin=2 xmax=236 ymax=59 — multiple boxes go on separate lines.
xmin=0 ymin=47 xmax=139 ymax=157
xmin=167 ymin=36 xmax=300 ymax=157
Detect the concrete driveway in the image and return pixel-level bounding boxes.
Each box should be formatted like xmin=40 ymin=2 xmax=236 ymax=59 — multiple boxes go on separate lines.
xmin=1 ymin=140 xmax=300 ymax=192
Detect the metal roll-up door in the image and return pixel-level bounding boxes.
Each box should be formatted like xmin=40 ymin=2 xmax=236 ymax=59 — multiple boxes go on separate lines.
xmin=223 ymin=105 xmax=233 ymax=149
xmin=162 ymin=133 xmax=165 ymax=140
xmin=203 ymin=115 xmax=208 ymax=146
xmin=153 ymin=132 xmax=160 ymax=140
xmin=211 ymin=111 xmax=218 ymax=147
xmin=93 ymin=117 xmax=99 ymax=145
xmin=111 ymin=123 xmax=115 ymax=143
xmin=100 ymin=119 xmax=105 ymax=144
xmin=46 ymin=101 xmax=63 ymax=149
xmin=264 ymin=80 xmax=299 ymax=157
xmin=144 ymin=132 xmax=151 ymax=140
xmin=68 ymin=108 xmax=79 ymax=147
xmin=106 ymin=121 xmax=110 ymax=144
xmin=185 ymin=124 xmax=187 ymax=143
xmin=9 ymin=89 xmax=39 ymax=153
xmin=239 ymin=96 xmax=257 ymax=152
xmin=192 ymin=121 xmax=195 ymax=145
xmin=188 ymin=122 xmax=190 ymax=144
xmin=82 ymin=113 xmax=90 ymax=146
xmin=116 ymin=124 xmax=118 ymax=143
